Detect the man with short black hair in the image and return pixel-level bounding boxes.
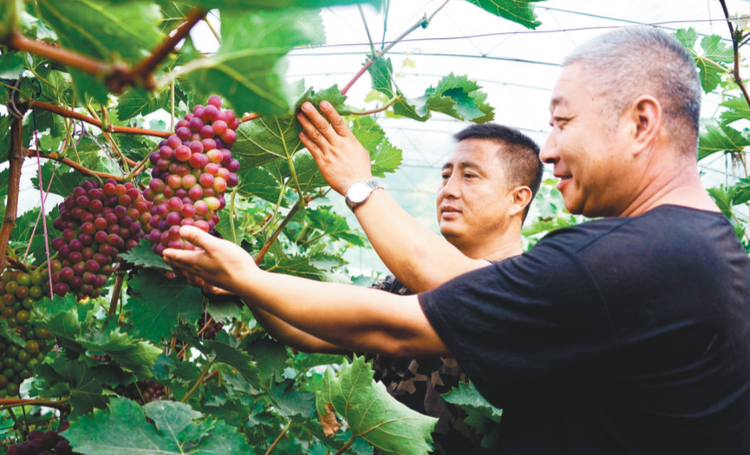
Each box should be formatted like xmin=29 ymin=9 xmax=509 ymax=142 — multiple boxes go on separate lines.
xmin=166 ymin=26 xmax=750 ymax=454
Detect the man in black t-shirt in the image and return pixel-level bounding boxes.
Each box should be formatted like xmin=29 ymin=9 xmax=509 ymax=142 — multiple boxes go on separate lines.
xmin=165 ymin=26 xmax=750 ymax=454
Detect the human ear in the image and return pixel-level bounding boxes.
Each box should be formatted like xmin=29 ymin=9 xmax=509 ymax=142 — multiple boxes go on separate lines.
xmin=508 ymin=186 xmax=533 ymax=218
xmin=630 ymin=96 xmax=662 ymax=156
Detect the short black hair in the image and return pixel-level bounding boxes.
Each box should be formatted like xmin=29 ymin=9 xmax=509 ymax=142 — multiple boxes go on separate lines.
xmin=454 ymin=123 xmax=543 ymax=220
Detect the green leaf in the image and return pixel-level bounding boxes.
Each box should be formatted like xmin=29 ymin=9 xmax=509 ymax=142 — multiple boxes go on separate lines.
xmin=0 ymin=318 xmax=27 ymax=348
xmin=205 ymin=293 xmax=242 ymax=324
xmin=31 ymin=293 xmax=88 ymax=355
xmin=732 ymin=178 xmax=750 ymax=205
xmin=30 ymin=161 xmax=89 ymax=198
xmin=116 ymin=88 xmax=171 ymax=121
xmin=269 ymin=380 xmax=316 ymax=417
xmin=236 ymin=166 xmax=282 ymax=204
xmin=209 ymin=340 xmax=261 ymax=389
xmin=719 ymin=95 xmax=750 ymax=126
xmin=248 ymin=337 xmax=288 ymax=386
xmin=126 ymin=273 xmax=204 ymax=343
xmin=0 ymin=51 xmax=26 ymax=78
xmin=350 ymin=116 xmax=402 ymax=177
xmin=119 ymin=239 xmax=173 ymax=271
xmin=40 ymin=355 xmax=124 ymax=420
xmin=233 ymin=84 xmax=350 ymax=167
xmin=35 ymin=0 xmax=163 ymax=104
xmin=107 ymin=0 xmax=381 ymax=9
xmin=463 ymin=0 xmax=543 ymax=29
xmin=443 ymin=381 xmax=502 ymax=419
xmin=261 ymin=249 xmax=324 ymax=280
xmin=698 ymin=124 xmax=750 ymax=160
xmin=675 ymin=29 xmax=730 ymax=93
xmin=77 ymin=327 xmax=162 ymax=379
xmin=65 ymin=397 xmax=251 ymax=454
xmin=186 ymin=9 xmax=325 ymax=117
xmin=316 ymin=355 xmax=437 ymax=455
xmin=306 ymin=206 xmax=366 ymax=246
xmin=708 ymin=184 xmax=735 ymax=218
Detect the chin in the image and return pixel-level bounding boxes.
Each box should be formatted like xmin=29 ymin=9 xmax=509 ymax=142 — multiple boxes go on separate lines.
xmin=439 ymin=224 xmax=464 ymax=239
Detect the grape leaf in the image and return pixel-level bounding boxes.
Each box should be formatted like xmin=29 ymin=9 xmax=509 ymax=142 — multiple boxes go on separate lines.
xmin=65 ymin=398 xmax=252 ymax=454
xmin=675 ymin=28 xmax=731 ymax=93
xmin=289 ymin=352 xmax=348 ymax=375
xmin=106 ymin=0 xmax=381 ymax=10
xmin=269 ymin=380 xmax=316 ymax=417
xmin=698 ymin=124 xmax=750 ymax=160
xmin=37 ymin=356 xmax=124 ymax=420
xmin=733 ymin=178 xmax=750 ymax=205
xmin=77 ymin=327 xmax=162 ymax=379
xmin=247 ymin=337 xmax=288 ymax=386
xmin=315 ymin=355 xmax=437 ymax=455
xmin=233 ymin=84 xmax=350 ymax=167
xmin=0 ymin=318 xmax=27 ymax=348
xmin=261 ymin=249 xmax=324 ymax=280
xmin=350 ymin=116 xmax=402 ymax=177
xmin=205 ymin=293 xmax=243 ymax=324
xmin=306 ymin=206 xmax=366 ymax=246
xmin=0 ymin=51 xmax=26 ymax=78
xmin=126 ymin=273 xmax=204 ymax=343
xmin=116 ymin=88 xmax=171 ymax=121
xmin=119 ymin=239 xmax=173 ymax=271
xmin=443 ymin=382 xmax=503 ymax=448
xmin=30 ymin=161 xmax=88 ymax=199
xmin=209 ymin=340 xmax=261 ymax=389
xmin=186 ymin=9 xmax=325 ymax=117
xmin=463 ymin=0 xmax=543 ymax=29
xmin=369 ymin=59 xmax=493 ymax=123
xmin=31 ymin=293 xmax=89 ymax=354
xmin=236 ymin=166 xmax=282 ymax=204
xmin=719 ymin=95 xmax=750 ymax=126
xmin=35 ymin=0 xmax=163 ymax=104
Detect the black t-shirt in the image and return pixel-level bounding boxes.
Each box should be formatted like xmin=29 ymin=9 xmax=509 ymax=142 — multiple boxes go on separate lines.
xmin=419 ymin=206 xmax=750 ymax=454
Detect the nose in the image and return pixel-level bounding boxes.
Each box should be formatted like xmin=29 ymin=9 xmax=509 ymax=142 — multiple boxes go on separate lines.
xmin=439 ymin=172 xmax=461 ymax=200
xmin=540 ymin=131 xmax=559 ymax=164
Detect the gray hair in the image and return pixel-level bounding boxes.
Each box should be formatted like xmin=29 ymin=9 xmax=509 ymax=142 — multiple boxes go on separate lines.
xmin=562 ymin=26 xmax=702 ymax=154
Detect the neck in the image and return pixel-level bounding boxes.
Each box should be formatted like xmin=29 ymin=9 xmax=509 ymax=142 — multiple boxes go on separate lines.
xmin=452 ymin=225 xmax=524 ymax=261
xmin=619 ymin=157 xmax=719 ymax=217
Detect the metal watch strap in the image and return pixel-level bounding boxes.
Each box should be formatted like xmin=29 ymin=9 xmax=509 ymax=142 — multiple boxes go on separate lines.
xmin=345 ymin=180 xmax=383 ymax=211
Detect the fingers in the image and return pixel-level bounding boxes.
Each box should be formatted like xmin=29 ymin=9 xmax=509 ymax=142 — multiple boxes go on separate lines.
xmin=319 ymin=100 xmax=351 ymax=137
xmin=300 ymin=102 xmax=338 ymax=143
xmin=203 ymin=284 xmax=233 ymax=295
xmin=179 ymin=225 xmax=220 ymax=251
xmin=162 ymin=248 xmax=203 ymax=272
xmin=299 ymin=130 xmax=324 ymax=162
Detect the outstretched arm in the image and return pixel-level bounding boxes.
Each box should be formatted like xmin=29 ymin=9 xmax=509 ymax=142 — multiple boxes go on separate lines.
xmin=163 ymin=227 xmax=451 ymax=359
xmin=297 ymin=101 xmax=486 ymax=293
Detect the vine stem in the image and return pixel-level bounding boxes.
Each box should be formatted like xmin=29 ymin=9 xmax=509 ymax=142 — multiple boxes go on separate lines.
xmin=340 ymin=0 xmax=450 ymax=96
xmin=7 ymin=33 xmax=105 ymax=76
xmin=334 ymin=435 xmax=357 ymax=455
xmin=254 ymin=201 xmax=302 ymax=265
xmin=240 ymin=112 xmax=261 ymax=123
xmin=25 ymin=149 xmax=127 ymax=181
xmin=120 ymin=7 xmax=207 ymax=92
xmin=264 ymin=423 xmax=292 ymax=455
xmin=358 ymin=5 xmax=377 ymax=58
xmin=180 ymin=361 xmax=212 ymax=403
xmin=109 ymin=265 xmax=125 ymax=315
xmin=350 ymin=96 xmax=401 ymax=115
xmin=0 ymin=118 xmax=26 ymax=273
xmin=29 ymin=101 xmax=171 ymax=139
xmin=719 ymin=0 xmax=750 ymax=112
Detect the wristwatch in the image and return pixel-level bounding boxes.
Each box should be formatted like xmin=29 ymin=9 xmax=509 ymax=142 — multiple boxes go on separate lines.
xmin=345 ymin=180 xmax=383 ymax=211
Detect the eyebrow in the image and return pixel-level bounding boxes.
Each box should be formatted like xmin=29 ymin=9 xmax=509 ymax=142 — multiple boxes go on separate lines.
xmin=550 ymin=96 xmax=569 ymax=110
xmin=442 ymin=160 xmax=482 ymax=171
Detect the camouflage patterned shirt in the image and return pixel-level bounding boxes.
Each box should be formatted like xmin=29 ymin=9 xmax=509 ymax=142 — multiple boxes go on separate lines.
xmin=369 ymin=275 xmax=493 ymax=455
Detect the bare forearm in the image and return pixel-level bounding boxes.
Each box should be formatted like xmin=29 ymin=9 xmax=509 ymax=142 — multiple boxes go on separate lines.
xmin=250 ymin=307 xmax=349 ymax=354
xmin=354 ymin=190 xmax=485 ymax=292
xmin=230 ymin=270 xmax=449 ymax=358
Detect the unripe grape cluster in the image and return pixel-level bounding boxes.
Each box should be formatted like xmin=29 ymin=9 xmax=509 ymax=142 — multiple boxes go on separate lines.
xmin=7 ymin=429 xmax=79 ymax=455
xmin=51 ymin=179 xmax=152 ymax=298
xmin=0 ymin=269 xmax=55 ymax=396
xmin=145 ymin=95 xmax=240 ymax=255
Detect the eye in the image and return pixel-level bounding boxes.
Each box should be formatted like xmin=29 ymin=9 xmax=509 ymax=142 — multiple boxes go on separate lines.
xmin=464 ymin=173 xmax=476 ymax=179
xmin=441 ymin=173 xmax=450 ymax=180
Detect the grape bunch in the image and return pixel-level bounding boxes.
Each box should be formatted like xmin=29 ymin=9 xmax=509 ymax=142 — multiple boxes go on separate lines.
xmin=198 ymin=313 xmax=224 ymax=340
xmin=51 ymin=179 xmax=152 ymax=298
xmin=112 ymin=380 xmax=167 ymax=405
xmin=6 ymin=429 xmax=79 ymax=455
xmin=0 ymin=269 xmax=55 ymax=396
xmin=145 ymin=95 xmax=240 ymax=255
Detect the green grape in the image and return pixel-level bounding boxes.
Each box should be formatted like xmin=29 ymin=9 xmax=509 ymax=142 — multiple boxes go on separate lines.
xmin=7 ymin=383 xmax=20 ymax=396
xmin=30 ymin=272 xmax=45 ymax=285
xmin=36 ymin=353 xmax=44 ymax=362
xmin=36 ymin=339 xmax=46 ymax=351
xmin=2 ymin=369 xmax=13 ymax=379
xmin=25 ymin=341 xmax=38 ymax=355
xmin=22 ymin=298 xmax=34 ymax=309
xmin=16 ymin=274 xmax=31 ymax=287
xmin=12 ymin=362 xmax=23 ymax=373
xmin=29 ymin=286 xmax=42 ymax=299
xmin=0 ymin=389 xmax=7 ymax=398
xmin=19 ymin=369 xmax=31 ymax=380
xmin=2 ymin=358 xmax=14 ymax=369
xmin=36 ymin=328 xmax=52 ymax=340
xmin=26 ymin=359 xmax=38 ymax=371
xmin=16 ymin=350 xmax=30 ymax=363
xmin=1 ymin=272 xmax=13 ymax=283
xmin=25 ymin=328 xmax=35 ymax=339
xmin=16 ymin=311 xmax=29 ymax=324
xmin=0 ymin=375 xmax=8 ymax=388
xmin=0 ymin=343 xmax=6 ymax=355
xmin=6 ymin=346 xmax=19 ymax=358
xmin=6 ymin=317 xmax=17 ymax=328
xmin=5 ymin=282 xmax=18 ymax=294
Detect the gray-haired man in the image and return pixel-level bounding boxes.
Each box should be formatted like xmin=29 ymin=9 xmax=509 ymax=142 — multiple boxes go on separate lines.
xmin=166 ymin=26 xmax=750 ymax=453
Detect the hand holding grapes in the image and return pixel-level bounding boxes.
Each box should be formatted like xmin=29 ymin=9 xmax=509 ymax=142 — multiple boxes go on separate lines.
xmin=162 ymin=226 xmax=258 ymax=294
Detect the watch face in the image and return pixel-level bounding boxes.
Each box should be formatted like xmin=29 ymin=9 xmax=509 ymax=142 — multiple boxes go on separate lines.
xmin=349 ymin=183 xmax=371 ymax=204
